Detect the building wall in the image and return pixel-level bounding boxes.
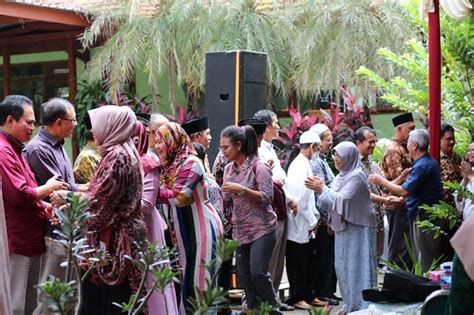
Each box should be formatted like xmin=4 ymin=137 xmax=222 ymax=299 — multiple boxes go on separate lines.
xmin=1 ymin=50 xmax=186 ymax=160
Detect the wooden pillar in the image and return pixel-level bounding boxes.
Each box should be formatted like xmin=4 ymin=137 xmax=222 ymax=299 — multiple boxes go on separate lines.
xmin=67 ymin=34 xmax=79 ymax=159
xmin=3 ymin=45 xmax=11 ymax=97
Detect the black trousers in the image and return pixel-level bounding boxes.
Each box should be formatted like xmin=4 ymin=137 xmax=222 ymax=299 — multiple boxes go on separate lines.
xmin=308 ymin=224 xmax=337 ymax=299
xmin=82 ymin=278 xmax=133 ymax=315
xmin=236 ymin=231 xmax=278 ymax=310
xmin=285 ymin=240 xmax=312 ymax=305
xmin=386 ymin=209 xmax=412 ymax=270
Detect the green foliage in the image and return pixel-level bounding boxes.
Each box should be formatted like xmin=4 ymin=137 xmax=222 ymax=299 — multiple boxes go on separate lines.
xmin=357 ymin=1 xmax=473 ymax=156
xmin=113 ymin=242 xmax=179 ymax=315
xmin=308 ymin=306 xmax=332 ymax=315
xmin=245 ymin=302 xmax=277 ymax=315
xmin=35 ymin=276 xmax=76 ymax=315
xmin=36 ymin=193 xmax=112 ymax=315
xmin=81 ymin=0 xmax=413 ymax=109
xmin=381 ymin=234 xmax=443 ymax=277
xmin=188 ymin=238 xmax=240 ymax=315
xmin=371 ymin=145 xmax=387 ymax=164
xmin=74 ymin=80 xmax=110 ymax=149
xmin=74 ymin=80 xmax=153 ymax=149
xmin=416 ymin=180 xmax=472 ymax=239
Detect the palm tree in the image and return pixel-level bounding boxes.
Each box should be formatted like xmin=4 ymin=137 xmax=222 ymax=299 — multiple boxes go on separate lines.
xmin=80 ymin=0 xmax=413 ymax=112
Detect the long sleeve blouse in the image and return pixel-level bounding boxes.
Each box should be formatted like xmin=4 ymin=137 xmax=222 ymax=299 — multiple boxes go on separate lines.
xmin=223 ymin=157 xmax=276 ymax=244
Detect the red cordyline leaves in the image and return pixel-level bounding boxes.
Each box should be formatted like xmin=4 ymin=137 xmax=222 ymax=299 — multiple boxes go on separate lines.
xmin=164 ymin=106 xmax=198 ymax=124
xmin=97 ymin=92 xmax=150 ymax=114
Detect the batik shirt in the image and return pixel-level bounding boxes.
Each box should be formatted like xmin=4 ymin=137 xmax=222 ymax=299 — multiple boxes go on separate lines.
xmin=380 ymin=138 xmax=412 ymax=211
xmin=440 ymin=152 xmax=462 ymax=208
xmin=310 ymin=153 xmax=335 ymax=225
xmin=360 ymin=155 xmax=385 ymax=231
xmin=73 ymin=144 xmax=101 ymax=184
xmin=223 ymin=157 xmax=276 ymax=244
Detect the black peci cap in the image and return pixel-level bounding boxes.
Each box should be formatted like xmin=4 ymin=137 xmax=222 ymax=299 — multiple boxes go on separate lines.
xmin=182 ymin=116 xmax=209 ymax=135
xmin=238 ymin=118 xmax=267 ymax=136
xmin=392 ymin=113 xmax=414 ymax=127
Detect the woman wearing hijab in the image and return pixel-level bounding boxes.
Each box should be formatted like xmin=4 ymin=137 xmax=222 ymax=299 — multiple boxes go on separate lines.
xmin=132 ymin=120 xmax=178 ymax=314
xmin=305 ymin=141 xmax=377 ymax=314
xmin=82 ymin=105 xmax=148 ymax=315
xmin=155 ymin=122 xmax=223 ymax=314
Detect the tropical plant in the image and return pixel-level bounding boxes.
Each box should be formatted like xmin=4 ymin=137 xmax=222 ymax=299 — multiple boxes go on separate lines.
xmin=164 ymin=105 xmax=198 ymax=125
xmin=74 ymin=80 xmax=152 ymax=148
xmin=113 ymin=242 xmax=178 ymax=315
xmin=381 ymin=235 xmax=444 ymax=278
xmin=187 ymin=238 xmax=240 ymax=314
xmin=356 ymin=0 xmax=473 ymax=156
xmin=80 ymin=0 xmax=413 ymax=113
xmin=416 ymin=181 xmax=474 ymax=239
xmin=35 ymin=193 xmax=111 ymax=315
xmin=272 ymin=106 xmax=318 ymax=171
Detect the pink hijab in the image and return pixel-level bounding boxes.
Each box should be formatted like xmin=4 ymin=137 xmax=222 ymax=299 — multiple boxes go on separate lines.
xmin=89 ymin=105 xmax=136 ymax=157
xmin=450 ymin=216 xmax=474 ymax=281
xmin=132 ymin=121 xmax=160 ymax=174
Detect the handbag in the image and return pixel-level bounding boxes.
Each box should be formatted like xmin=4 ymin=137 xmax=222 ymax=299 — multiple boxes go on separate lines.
xmin=251 ymin=160 xmax=287 ymax=221
xmin=362 ymin=268 xmax=440 ymax=303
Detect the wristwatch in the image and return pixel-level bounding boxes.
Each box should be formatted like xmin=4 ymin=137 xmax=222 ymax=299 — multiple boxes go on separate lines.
xmin=237 ymin=187 xmax=246 ymax=196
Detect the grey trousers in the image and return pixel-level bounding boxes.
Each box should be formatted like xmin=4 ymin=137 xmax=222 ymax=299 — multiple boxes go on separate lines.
xmin=236 ymin=231 xmax=278 ymax=310
xmin=9 ymin=253 xmax=41 ymax=315
xmin=269 ymin=220 xmax=287 ymax=292
xmin=33 ymin=237 xmax=67 ymax=315
xmin=410 ymin=214 xmax=438 ymax=273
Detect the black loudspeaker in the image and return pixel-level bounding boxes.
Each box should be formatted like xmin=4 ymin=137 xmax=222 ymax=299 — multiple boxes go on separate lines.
xmin=205 ymin=50 xmax=267 ymax=163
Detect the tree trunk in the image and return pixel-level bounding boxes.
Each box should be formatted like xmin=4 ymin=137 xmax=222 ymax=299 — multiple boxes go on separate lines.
xmin=150 ymin=77 xmax=159 ymax=112
xmin=288 ymin=89 xmax=298 ymax=111
xmin=266 ymin=84 xmax=273 ymax=109
xmin=168 ymin=51 xmax=177 ymax=114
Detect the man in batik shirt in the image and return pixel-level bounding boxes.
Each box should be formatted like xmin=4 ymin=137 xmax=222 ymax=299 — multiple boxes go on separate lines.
xmin=355 ymin=127 xmax=387 ymax=257
xmin=380 ymin=113 xmax=415 ymax=269
xmin=440 ymin=124 xmax=463 ymax=207
xmin=439 ymin=124 xmax=463 ymax=257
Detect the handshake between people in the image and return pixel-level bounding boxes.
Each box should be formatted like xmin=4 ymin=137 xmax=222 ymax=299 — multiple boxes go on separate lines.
xmin=304 ymin=176 xmax=325 ymax=193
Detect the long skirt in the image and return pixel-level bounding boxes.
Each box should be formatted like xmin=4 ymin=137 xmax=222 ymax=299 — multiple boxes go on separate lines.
xmin=335 ymin=222 xmax=377 ymax=313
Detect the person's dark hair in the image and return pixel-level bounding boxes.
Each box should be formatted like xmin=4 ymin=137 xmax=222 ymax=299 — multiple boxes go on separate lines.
xmin=300 ymin=143 xmax=312 ymax=150
xmin=41 ymin=98 xmax=74 ymax=126
xmin=354 ymin=126 xmax=376 ymax=144
xmin=220 ymin=125 xmax=258 ymax=158
xmin=84 ymin=130 xmax=94 ymax=142
xmin=192 ymin=142 xmax=206 ymax=163
xmin=0 ymin=95 xmax=33 ymax=125
xmin=253 ymin=109 xmax=276 ymax=125
xmin=440 ymin=124 xmax=455 ymax=137
xmin=333 ymin=127 xmax=354 ymax=147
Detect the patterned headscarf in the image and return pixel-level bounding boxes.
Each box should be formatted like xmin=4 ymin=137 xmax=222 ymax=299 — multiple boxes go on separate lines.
xmin=132 ymin=121 xmax=160 ymax=174
xmin=155 ymin=122 xmax=196 ymax=187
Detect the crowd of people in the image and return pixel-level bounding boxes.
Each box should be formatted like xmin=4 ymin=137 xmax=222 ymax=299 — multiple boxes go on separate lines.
xmin=0 ymin=94 xmax=472 ymax=315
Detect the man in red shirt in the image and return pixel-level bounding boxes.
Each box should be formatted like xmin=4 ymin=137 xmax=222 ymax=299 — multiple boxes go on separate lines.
xmin=0 ymin=95 xmax=67 ymax=314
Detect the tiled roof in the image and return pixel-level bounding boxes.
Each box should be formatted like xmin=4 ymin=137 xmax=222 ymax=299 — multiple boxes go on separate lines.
xmin=11 ymin=0 xmax=298 ymax=16
xmin=10 ymin=0 xmax=99 ymax=14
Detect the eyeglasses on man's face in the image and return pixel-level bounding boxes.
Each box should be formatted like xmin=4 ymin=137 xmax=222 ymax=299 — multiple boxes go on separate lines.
xmin=60 ymin=117 xmax=77 ymax=123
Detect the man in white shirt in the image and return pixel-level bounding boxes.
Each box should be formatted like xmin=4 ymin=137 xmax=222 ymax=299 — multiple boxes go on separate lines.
xmin=253 ymin=110 xmax=296 ymax=301
xmin=284 ymin=130 xmax=321 ymax=310
xmin=254 ymin=110 xmax=287 ymax=183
